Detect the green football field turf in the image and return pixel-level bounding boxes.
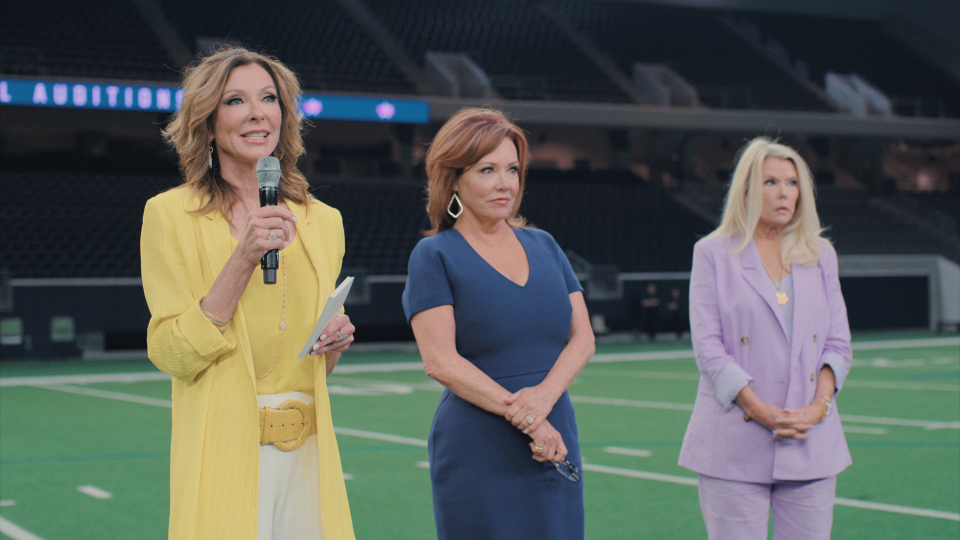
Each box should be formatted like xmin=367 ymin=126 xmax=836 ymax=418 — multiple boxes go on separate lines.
xmin=1 ymin=332 xmax=958 ymax=539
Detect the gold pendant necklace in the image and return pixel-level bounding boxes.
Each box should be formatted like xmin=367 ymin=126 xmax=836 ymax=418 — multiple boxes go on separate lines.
xmin=257 ymin=250 xmax=286 ymax=379
xmin=773 ymin=267 xmax=789 ymax=306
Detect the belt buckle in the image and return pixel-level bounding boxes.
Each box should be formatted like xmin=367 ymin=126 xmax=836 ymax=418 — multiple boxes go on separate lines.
xmin=273 ymin=399 xmax=310 ymax=452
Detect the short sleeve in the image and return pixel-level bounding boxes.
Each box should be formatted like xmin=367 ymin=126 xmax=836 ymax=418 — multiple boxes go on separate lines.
xmin=537 ymin=229 xmax=583 ymax=294
xmin=402 ymin=239 xmax=454 ymax=323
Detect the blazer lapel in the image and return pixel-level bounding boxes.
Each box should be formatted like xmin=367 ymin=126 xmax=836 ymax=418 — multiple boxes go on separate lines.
xmin=789 ymin=262 xmax=816 ymax=360
xmin=739 ymin=240 xmax=789 ymax=340
xmin=289 ymin=202 xmax=326 ymax=314
xmin=198 ymin=210 xmax=234 ymax=287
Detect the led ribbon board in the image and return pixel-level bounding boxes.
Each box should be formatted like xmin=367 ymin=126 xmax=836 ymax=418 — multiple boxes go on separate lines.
xmin=0 ymin=79 xmax=429 ymax=123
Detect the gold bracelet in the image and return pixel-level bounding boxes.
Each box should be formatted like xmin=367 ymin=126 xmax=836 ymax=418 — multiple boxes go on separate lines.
xmin=199 ymin=296 xmax=232 ymax=325
xmin=813 ymin=396 xmax=832 ymax=424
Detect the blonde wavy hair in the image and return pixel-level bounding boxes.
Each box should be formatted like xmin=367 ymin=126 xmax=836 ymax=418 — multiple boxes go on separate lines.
xmin=424 ymin=108 xmax=529 ymax=235
xmin=708 ymin=137 xmax=829 ymax=267
xmin=162 ymin=46 xmax=310 ymax=215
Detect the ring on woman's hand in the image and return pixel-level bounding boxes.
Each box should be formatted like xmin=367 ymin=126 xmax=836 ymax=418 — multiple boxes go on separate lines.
xmin=534 ymin=444 xmax=544 ymax=451
xmin=268 ymin=231 xmax=278 ymax=241
xmin=333 ymin=331 xmax=349 ymax=344
xmin=771 ymin=429 xmax=778 ymax=438
xmin=524 ymin=415 xmax=535 ymax=425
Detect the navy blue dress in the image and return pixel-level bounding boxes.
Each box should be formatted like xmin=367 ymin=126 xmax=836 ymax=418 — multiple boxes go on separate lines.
xmin=403 ymin=227 xmax=585 ymax=540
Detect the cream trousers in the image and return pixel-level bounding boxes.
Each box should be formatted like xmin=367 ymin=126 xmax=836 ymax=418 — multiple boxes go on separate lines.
xmin=257 ymin=392 xmax=323 ymax=540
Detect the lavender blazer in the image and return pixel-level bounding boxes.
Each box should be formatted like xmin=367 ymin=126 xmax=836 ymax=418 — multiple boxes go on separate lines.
xmin=678 ymin=235 xmax=853 ymax=483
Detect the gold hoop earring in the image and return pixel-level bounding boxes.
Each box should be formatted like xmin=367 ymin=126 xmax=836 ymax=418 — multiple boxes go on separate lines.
xmin=208 ymin=145 xmax=213 ymax=169
xmin=447 ymin=192 xmax=463 ymax=219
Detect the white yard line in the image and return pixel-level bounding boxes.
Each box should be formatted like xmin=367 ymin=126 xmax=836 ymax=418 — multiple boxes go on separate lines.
xmin=334 ymin=362 xmax=425 ymax=374
xmin=842 ymin=425 xmax=889 ymax=435
xmin=604 ymin=447 xmax=653 ymax=458
xmin=41 ymin=385 xmax=172 ymax=408
xmin=840 ymin=414 xmax=959 ymax=430
xmin=0 ymin=372 xmax=170 ymax=387
xmin=834 ymin=498 xmax=960 ymax=521
xmin=13 ymin=381 xmax=960 ymax=522
xmin=581 ymin=463 xmax=698 ymax=486
xmin=843 ymin=380 xmax=958 ymax=392
xmin=30 ymin=381 xmax=958 ymax=430
xmin=0 ymin=517 xmax=46 ymax=540
xmin=333 ymin=427 xmax=428 ymax=448
xmin=570 ymin=395 xmax=695 ymax=411
xmin=852 ymin=337 xmax=960 ymax=350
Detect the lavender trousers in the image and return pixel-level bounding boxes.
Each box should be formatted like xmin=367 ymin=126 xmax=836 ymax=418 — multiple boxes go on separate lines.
xmin=698 ymin=474 xmax=837 ymax=540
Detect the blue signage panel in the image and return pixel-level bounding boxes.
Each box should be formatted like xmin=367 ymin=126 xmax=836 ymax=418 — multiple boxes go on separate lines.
xmin=0 ymin=79 xmax=429 ymax=124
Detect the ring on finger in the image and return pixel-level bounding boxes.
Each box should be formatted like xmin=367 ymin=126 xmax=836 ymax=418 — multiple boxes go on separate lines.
xmin=524 ymin=415 xmax=535 ymax=425
xmin=333 ymin=331 xmax=349 ymax=344
xmin=534 ymin=443 xmax=544 ymax=451
xmin=268 ymin=231 xmax=278 ymax=241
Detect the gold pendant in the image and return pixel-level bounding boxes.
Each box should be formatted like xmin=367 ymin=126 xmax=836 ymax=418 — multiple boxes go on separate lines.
xmin=776 ymin=291 xmax=789 ymax=305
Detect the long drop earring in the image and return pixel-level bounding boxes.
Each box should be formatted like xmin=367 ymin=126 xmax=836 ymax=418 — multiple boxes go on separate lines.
xmin=447 ymin=192 xmax=463 ymax=219
xmin=208 ymin=145 xmax=214 ymax=169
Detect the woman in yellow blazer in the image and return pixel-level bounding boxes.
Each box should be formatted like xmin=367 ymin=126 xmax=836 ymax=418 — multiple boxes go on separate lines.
xmin=140 ymin=47 xmax=356 ymax=540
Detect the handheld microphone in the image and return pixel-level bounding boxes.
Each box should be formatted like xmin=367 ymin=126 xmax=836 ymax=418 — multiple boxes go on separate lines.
xmin=256 ymin=156 xmax=281 ymax=284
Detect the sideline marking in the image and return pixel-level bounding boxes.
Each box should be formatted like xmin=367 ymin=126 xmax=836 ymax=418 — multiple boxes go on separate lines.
xmin=77 ymin=485 xmax=113 ymax=499
xmin=0 ymin=500 xmax=14 ymax=507
xmin=416 ymin=461 xmax=430 ymax=469
xmin=604 ymin=447 xmax=653 ymax=458
xmin=0 ymin=517 xmax=46 ymax=540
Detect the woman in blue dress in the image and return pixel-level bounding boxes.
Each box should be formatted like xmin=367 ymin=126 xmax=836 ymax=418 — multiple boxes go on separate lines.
xmin=402 ymin=108 xmax=595 ymax=540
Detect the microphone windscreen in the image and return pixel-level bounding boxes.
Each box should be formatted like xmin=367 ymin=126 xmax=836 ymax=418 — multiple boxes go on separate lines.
xmin=256 ymin=157 xmax=281 ymax=189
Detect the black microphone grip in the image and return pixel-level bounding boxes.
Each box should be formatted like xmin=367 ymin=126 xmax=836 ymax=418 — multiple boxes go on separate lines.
xmin=260 ymin=185 xmax=279 ymax=284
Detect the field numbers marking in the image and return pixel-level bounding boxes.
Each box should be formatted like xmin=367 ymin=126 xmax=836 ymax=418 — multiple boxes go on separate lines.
xmin=77 ymin=485 xmax=113 ymax=499
xmin=0 ymin=517 xmax=47 ymax=540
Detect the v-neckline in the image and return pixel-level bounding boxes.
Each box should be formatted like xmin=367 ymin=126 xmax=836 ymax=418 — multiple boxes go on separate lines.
xmin=451 ymin=228 xmax=531 ymax=288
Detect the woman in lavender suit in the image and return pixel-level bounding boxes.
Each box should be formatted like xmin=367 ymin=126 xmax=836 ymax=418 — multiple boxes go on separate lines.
xmin=679 ymin=137 xmax=852 ymax=540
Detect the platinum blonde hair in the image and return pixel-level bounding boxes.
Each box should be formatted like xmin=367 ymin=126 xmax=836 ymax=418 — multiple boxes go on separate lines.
xmin=708 ymin=137 xmax=828 ymax=267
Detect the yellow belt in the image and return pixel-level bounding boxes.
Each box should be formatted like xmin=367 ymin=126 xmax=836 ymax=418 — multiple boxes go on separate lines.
xmin=258 ymin=399 xmax=317 ymax=451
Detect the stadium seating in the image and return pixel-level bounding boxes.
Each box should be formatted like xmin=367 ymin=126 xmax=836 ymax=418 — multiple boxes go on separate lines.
xmin=0 ymin=0 xmax=178 ymax=81
xmin=738 ymin=12 xmax=960 ymax=117
xmin=548 ymin=0 xmax=835 ymax=112
xmin=0 ymin=173 xmax=180 ymax=278
xmin=362 ymin=0 xmax=635 ymax=103
xmin=157 ymin=0 xmax=415 ymax=94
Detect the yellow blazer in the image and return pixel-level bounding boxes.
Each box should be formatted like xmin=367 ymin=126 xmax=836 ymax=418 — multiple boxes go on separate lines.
xmin=140 ymin=186 xmax=355 ymax=540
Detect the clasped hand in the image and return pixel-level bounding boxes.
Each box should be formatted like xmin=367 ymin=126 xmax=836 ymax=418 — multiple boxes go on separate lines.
xmin=524 ymin=419 xmax=567 ymax=463
xmin=747 ymin=402 xmax=823 ymax=440
xmin=504 ymin=385 xmax=566 ymax=462
xmin=504 ymin=385 xmax=557 ymax=435
xmin=235 ymin=206 xmax=298 ymax=267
